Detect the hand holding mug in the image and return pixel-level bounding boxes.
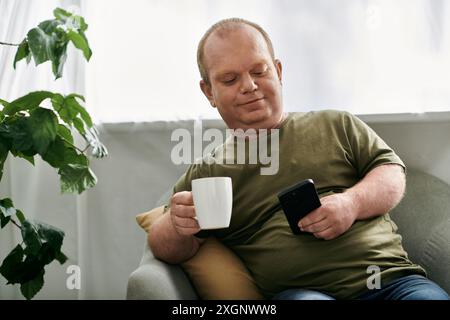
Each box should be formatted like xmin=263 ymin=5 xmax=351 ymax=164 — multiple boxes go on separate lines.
xmin=169 ymin=191 xmax=201 ymax=236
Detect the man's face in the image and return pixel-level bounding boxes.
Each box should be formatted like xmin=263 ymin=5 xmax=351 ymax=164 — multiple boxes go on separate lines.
xmin=200 ymin=25 xmax=283 ymax=130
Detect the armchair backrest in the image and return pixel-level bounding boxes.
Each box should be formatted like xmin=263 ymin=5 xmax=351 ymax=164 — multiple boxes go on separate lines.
xmin=390 ymin=169 xmax=450 ymax=293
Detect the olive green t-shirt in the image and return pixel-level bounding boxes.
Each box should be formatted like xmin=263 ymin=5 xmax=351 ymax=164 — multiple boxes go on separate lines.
xmin=172 ymin=110 xmax=426 ymax=299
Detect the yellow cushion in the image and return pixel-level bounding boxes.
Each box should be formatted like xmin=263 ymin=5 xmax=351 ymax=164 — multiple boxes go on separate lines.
xmin=136 ymin=206 xmax=264 ymax=300
xmin=136 ymin=206 xmax=165 ymax=233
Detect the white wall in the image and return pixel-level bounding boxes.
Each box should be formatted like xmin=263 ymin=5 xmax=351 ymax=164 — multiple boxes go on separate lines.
xmin=365 ymin=115 xmax=450 ymax=186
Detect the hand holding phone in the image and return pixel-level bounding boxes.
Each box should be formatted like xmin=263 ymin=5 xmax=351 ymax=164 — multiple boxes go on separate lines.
xmin=277 ymin=179 xmax=322 ymax=235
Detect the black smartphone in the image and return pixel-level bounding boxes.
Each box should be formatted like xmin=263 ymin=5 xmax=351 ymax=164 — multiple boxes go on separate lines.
xmin=277 ymin=179 xmax=322 ymax=235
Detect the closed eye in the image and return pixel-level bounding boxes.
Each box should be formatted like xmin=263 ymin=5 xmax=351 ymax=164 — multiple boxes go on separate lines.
xmin=222 ymin=78 xmax=236 ymax=85
xmin=252 ymin=71 xmax=266 ymax=76
xmin=252 ymin=67 xmax=268 ymax=77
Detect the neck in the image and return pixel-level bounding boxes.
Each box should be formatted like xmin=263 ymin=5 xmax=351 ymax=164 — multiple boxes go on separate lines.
xmin=269 ymin=112 xmax=287 ymax=129
xmin=231 ymin=112 xmax=287 ymax=140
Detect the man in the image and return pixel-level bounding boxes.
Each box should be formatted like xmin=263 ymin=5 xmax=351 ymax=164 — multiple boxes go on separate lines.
xmin=149 ymin=18 xmax=449 ymax=300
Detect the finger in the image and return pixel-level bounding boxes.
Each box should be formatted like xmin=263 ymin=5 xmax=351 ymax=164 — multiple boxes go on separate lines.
xmin=176 ymin=224 xmax=201 ymax=236
xmin=299 ymin=209 xmax=325 ymax=229
xmin=172 ymin=191 xmax=194 ymax=205
xmin=300 ymin=218 xmax=330 ymax=233
xmin=172 ymin=203 xmax=196 ymax=218
xmin=313 ymin=226 xmax=336 ymax=240
xmin=173 ymin=215 xmax=200 ymax=229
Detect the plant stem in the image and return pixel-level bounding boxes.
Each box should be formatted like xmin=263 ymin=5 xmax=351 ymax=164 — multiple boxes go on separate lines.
xmin=10 ymin=218 xmax=21 ymax=229
xmin=60 ymin=136 xmax=85 ymax=154
xmin=0 ymin=41 xmax=20 ymax=46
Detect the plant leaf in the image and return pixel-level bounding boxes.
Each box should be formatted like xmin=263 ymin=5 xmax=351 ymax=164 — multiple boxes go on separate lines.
xmin=58 ymin=163 xmax=97 ymax=194
xmin=57 ymin=124 xmax=74 ymax=144
xmin=15 ymin=255 xmax=45 ymax=284
xmin=78 ymin=18 xmax=88 ymax=32
xmin=64 ymin=147 xmax=89 ymax=166
xmin=35 ymin=220 xmax=65 ymax=252
xmin=6 ymin=118 xmax=34 ymax=154
xmin=3 ymin=91 xmax=54 ymax=115
xmin=0 ymin=98 xmax=9 ymax=114
xmin=42 ymin=135 xmax=88 ymax=169
xmin=22 ymin=220 xmax=42 ymax=256
xmin=0 ymin=198 xmax=14 ymax=228
xmin=66 ymin=95 xmax=92 ymax=128
xmin=76 ymin=105 xmax=93 ymax=128
xmin=16 ymin=220 xmax=66 ymax=290
xmin=0 ymin=198 xmax=16 ymax=228
xmin=0 ymin=244 xmax=24 ymax=284
xmin=13 ymin=40 xmax=31 ymax=69
xmin=12 ymin=7 xmax=91 ymax=78
xmin=41 ymin=135 xmax=66 ymax=168
xmin=51 ymin=93 xmax=64 ymax=108
xmin=24 ymin=220 xmax=67 ymax=269
xmin=55 ymin=251 xmax=68 ymax=264
xmin=37 ymin=19 xmax=62 ymax=35
xmin=27 ymin=27 xmax=57 ymax=65
xmin=0 ymin=198 xmax=16 ymax=217
xmin=51 ymin=93 xmax=71 ymax=124
xmin=70 ymin=146 xmax=89 ymax=164
xmin=27 ymin=23 xmax=69 ymax=79
xmin=53 ymin=8 xmax=72 ymax=21
xmin=51 ymin=42 xmax=68 ymax=79
xmin=67 ymin=30 xmax=92 ymax=61
xmin=58 ymin=9 xmax=88 ymax=33
xmin=0 ymin=213 xmax=11 ymax=229
xmin=0 ymin=214 xmax=11 ymax=228
xmin=14 ymin=151 xmax=34 ymax=165
xmin=85 ymin=127 xmax=108 ymax=158
xmin=20 ymin=269 xmax=44 ymax=300
xmin=0 ymin=135 xmax=9 ymax=180
xmin=16 ymin=209 xmax=26 ymax=224
xmin=67 ymin=93 xmax=85 ymax=102
xmin=57 ymin=96 xmax=80 ymax=125
xmin=72 ymin=117 xmax=86 ymax=136
xmin=28 ymin=108 xmax=58 ymax=155
xmin=0 ymin=245 xmax=43 ymax=286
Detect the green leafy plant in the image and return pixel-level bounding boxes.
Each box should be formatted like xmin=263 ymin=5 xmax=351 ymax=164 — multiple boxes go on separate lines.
xmin=0 ymin=7 xmax=107 ymax=299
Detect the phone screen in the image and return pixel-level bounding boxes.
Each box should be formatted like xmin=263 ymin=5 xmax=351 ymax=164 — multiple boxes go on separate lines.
xmin=277 ymin=179 xmax=322 ymax=234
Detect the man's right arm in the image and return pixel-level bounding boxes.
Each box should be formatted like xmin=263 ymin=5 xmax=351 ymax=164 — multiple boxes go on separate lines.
xmin=148 ymin=191 xmax=205 ymax=264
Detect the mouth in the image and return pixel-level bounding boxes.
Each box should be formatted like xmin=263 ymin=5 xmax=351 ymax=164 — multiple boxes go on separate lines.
xmin=239 ymin=97 xmax=264 ymax=106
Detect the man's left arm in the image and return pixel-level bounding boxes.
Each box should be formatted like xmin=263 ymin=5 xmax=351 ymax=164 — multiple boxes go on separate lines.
xmin=299 ymin=164 xmax=406 ymax=240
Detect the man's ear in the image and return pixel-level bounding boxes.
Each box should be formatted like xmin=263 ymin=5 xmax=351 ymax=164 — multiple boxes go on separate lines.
xmin=274 ymin=59 xmax=283 ymax=84
xmin=200 ymin=80 xmax=216 ymax=108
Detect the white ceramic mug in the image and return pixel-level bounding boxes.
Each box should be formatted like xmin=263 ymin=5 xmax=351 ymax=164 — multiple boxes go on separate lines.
xmin=191 ymin=177 xmax=232 ymax=229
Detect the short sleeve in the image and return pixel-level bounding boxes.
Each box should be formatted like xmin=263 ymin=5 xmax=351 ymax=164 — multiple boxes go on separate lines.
xmin=168 ymin=164 xmax=208 ymax=207
xmin=343 ymin=112 xmax=406 ymax=178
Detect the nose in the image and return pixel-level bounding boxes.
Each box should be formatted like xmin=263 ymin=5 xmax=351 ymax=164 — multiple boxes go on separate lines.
xmin=239 ymin=73 xmax=258 ymax=94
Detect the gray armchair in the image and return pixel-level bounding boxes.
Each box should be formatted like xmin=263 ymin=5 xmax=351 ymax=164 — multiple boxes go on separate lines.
xmin=126 ymin=169 xmax=450 ymax=299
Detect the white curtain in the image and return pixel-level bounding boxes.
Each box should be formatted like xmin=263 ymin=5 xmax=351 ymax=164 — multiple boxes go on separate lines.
xmin=0 ymin=0 xmax=89 ymax=299
xmin=84 ymin=0 xmax=450 ymax=123
xmin=0 ymin=0 xmax=85 ymax=101
xmin=0 ymin=121 xmax=192 ymax=299
xmin=0 ymin=1 xmax=193 ymax=298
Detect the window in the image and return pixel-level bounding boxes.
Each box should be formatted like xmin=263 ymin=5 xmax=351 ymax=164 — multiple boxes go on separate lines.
xmin=3 ymin=0 xmax=449 ymax=123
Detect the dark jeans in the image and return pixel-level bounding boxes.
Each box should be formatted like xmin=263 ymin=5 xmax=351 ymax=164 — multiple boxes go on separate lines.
xmin=272 ymin=275 xmax=450 ymax=300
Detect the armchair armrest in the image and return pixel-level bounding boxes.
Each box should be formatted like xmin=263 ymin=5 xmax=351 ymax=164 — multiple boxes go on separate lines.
xmin=126 ymin=243 xmax=198 ymax=300
xmin=420 ymin=217 xmax=450 ymax=294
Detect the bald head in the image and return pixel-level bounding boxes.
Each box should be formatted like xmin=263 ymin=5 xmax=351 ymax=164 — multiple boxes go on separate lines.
xmin=197 ymin=18 xmax=276 ymax=85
